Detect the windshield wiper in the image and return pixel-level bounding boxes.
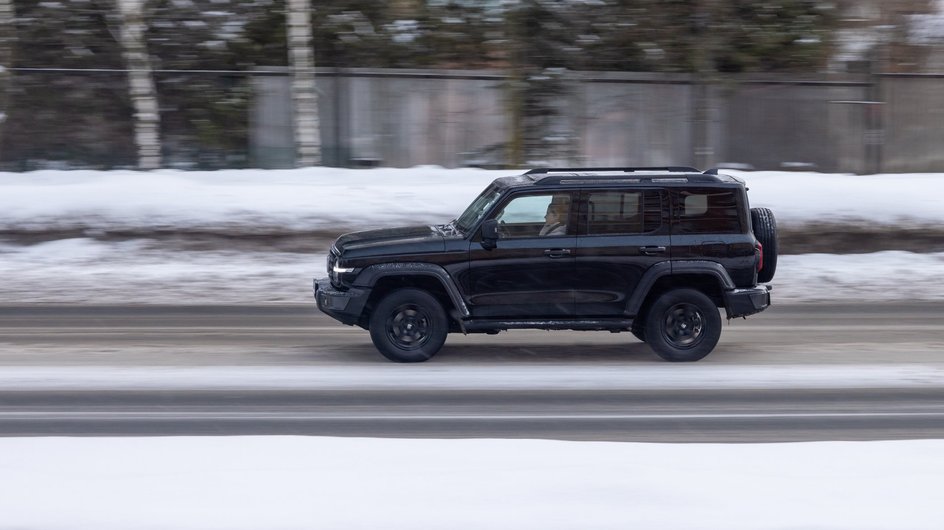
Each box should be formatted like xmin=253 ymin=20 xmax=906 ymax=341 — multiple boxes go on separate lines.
xmin=435 ymin=220 xmax=463 ymax=236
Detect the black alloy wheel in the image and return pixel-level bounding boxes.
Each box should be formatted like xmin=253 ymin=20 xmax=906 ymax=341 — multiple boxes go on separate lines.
xmin=369 ymin=288 xmax=449 ymax=362
xmin=386 ymin=303 xmax=432 ymax=350
xmin=662 ymin=302 xmax=705 ymax=348
xmin=645 ymin=288 xmax=722 ymax=362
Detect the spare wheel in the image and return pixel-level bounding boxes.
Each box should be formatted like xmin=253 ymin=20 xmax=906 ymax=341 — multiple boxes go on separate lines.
xmin=750 ymin=207 xmax=778 ymax=283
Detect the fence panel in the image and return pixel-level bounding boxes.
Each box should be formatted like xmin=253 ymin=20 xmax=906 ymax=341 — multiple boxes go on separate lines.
xmin=6 ymin=67 xmax=944 ymax=173
xmin=882 ymin=75 xmax=944 ymax=172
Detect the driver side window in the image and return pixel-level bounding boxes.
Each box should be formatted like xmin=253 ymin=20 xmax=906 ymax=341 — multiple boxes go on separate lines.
xmin=493 ymin=194 xmax=570 ymax=238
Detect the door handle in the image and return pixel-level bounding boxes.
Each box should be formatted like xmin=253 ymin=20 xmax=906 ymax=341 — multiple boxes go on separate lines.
xmin=544 ymin=248 xmax=572 ymax=258
xmin=640 ymin=246 xmax=667 ymax=255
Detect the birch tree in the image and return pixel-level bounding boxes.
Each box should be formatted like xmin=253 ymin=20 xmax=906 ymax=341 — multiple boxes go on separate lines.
xmin=287 ymin=0 xmax=320 ymax=166
xmin=116 ymin=0 xmax=161 ymax=169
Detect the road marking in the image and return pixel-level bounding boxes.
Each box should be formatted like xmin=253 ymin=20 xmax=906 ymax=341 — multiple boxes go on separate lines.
xmin=2 ymin=365 xmax=944 ymax=391
xmin=724 ymin=325 xmax=944 ymax=332
xmin=3 ymin=411 xmax=944 ymax=421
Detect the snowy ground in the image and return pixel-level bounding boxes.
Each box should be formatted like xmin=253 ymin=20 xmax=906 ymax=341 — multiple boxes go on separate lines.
xmin=2 ymin=436 xmax=943 ymax=530
xmin=2 ymin=166 xmax=944 ymax=304
xmin=3 ymin=237 xmax=943 ymax=304
xmin=3 ymin=167 xmax=944 ymax=529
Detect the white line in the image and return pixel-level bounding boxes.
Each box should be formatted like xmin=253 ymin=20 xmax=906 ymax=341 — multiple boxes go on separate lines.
xmin=3 ymin=411 xmax=944 ymax=421
xmin=725 ymin=325 xmax=943 ymax=332
xmin=2 ymin=365 xmax=944 ymax=391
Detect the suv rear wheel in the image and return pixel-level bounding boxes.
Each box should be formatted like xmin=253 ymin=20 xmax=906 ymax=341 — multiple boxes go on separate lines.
xmin=369 ymin=288 xmax=449 ymax=363
xmin=645 ymin=288 xmax=722 ymax=362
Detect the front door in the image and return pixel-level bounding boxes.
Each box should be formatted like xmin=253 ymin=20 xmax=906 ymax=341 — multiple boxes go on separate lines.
xmin=468 ymin=192 xmax=576 ymax=318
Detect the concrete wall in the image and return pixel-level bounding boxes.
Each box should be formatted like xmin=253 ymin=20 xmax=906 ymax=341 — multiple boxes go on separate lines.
xmin=250 ymin=70 xmax=295 ymax=169
xmin=251 ymin=68 xmax=944 ymax=173
xmin=882 ymin=75 xmax=944 ymax=172
xmin=304 ymin=69 xmax=509 ymax=168
xmin=574 ymin=72 xmax=694 ymax=167
xmin=715 ymin=77 xmax=871 ymax=173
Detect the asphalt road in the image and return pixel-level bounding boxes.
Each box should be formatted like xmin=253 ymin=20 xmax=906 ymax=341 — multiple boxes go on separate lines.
xmin=1 ymin=303 xmax=943 ymax=441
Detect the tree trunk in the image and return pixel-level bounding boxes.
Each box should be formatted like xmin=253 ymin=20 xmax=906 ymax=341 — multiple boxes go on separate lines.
xmin=117 ymin=0 xmax=161 ymax=169
xmin=0 ymin=0 xmax=14 ymax=163
xmin=286 ymin=0 xmax=321 ymax=167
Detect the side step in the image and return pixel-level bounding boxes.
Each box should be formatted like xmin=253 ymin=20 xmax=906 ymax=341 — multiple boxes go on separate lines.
xmin=462 ymin=318 xmax=633 ymax=333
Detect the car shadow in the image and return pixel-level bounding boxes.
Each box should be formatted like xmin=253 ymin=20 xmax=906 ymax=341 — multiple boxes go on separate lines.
xmin=431 ymin=339 xmax=656 ymax=364
xmin=298 ymin=328 xmax=664 ymax=364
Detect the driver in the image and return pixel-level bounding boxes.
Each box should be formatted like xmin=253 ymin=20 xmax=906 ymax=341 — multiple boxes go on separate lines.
xmin=539 ymin=196 xmax=569 ymax=236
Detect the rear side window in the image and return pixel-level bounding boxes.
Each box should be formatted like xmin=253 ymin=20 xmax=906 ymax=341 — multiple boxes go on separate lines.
xmin=674 ymin=189 xmax=742 ymax=234
xmin=586 ymin=190 xmax=663 ymax=235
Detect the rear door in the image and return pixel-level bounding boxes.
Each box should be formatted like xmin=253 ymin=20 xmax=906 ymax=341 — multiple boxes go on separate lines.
xmin=574 ymin=188 xmax=670 ymax=317
xmin=669 ymin=187 xmax=757 ymax=287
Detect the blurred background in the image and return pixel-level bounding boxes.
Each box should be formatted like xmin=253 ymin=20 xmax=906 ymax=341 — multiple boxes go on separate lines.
xmin=1 ymin=0 xmax=943 ymax=173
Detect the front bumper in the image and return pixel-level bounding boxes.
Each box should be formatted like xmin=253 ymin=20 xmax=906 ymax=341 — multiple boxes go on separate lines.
xmin=313 ymin=278 xmax=369 ymax=326
xmin=723 ymin=285 xmax=771 ymax=319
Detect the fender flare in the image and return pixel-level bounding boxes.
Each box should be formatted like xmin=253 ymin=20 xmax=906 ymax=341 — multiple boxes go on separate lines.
xmin=625 ymin=261 xmax=736 ymax=316
xmin=355 ymin=262 xmax=470 ymax=318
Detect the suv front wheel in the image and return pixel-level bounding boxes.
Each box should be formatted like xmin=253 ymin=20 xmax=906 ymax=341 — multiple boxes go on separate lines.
xmin=645 ymin=288 xmax=722 ymax=362
xmin=368 ymin=288 xmax=449 ymax=363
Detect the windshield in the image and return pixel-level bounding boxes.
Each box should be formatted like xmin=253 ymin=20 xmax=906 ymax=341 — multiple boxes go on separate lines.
xmin=455 ymin=184 xmax=503 ymax=234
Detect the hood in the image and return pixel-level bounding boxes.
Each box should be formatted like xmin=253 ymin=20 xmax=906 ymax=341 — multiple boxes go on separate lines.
xmin=335 ymin=225 xmax=446 ymax=259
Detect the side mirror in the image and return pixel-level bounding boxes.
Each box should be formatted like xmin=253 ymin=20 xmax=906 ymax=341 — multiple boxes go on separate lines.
xmin=480 ymin=219 xmax=499 ymax=250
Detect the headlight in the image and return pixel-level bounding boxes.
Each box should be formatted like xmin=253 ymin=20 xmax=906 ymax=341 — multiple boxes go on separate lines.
xmin=329 ymin=258 xmax=355 ymax=289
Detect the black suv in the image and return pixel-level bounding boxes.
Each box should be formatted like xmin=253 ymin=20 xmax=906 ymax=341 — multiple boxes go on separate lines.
xmin=314 ymin=167 xmax=776 ymax=362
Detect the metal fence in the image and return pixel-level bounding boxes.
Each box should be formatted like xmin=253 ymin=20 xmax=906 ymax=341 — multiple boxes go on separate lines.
xmin=250 ymin=68 xmax=944 ymax=173
xmin=4 ymin=67 xmax=944 ymax=173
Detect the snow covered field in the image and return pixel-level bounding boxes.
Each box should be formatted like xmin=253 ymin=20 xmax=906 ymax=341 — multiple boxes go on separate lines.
xmin=1 ymin=166 xmax=944 ymax=303
xmin=2 ymin=167 xmax=944 ymax=529
xmin=2 ymin=436 xmax=943 ymax=530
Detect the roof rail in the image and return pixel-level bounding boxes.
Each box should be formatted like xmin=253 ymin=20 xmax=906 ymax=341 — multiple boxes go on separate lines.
xmin=524 ymin=166 xmax=700 ymax=175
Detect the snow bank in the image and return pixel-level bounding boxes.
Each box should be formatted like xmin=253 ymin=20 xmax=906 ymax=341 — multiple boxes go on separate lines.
xmin=2 ymin=167 xmax=944 ymax=233
xmin=2 ymin=167 xmax=944 ymax=304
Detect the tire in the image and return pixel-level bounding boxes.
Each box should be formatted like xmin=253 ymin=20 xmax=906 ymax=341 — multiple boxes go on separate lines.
xmin=368 ymin=288 xmax=449 ymax=363
xmin=751 ymin=207 xmax=779 ymax=283
xmin=644 ymin=288 xmax=722 ymax=362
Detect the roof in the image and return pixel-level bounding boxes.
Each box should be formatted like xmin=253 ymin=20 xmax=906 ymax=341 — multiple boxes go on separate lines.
xmin=494 ymin=167 xmax=746 ymax=188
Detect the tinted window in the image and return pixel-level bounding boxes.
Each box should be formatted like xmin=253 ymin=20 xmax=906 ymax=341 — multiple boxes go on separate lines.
xmin=674 ymin=189 xmax=741 ymax=234
xmin=586 ymin=190 xmax=662 ymax=235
